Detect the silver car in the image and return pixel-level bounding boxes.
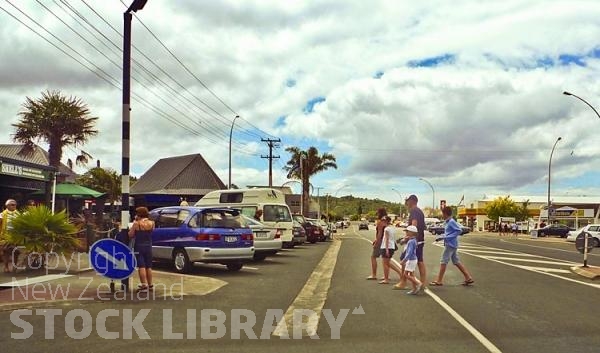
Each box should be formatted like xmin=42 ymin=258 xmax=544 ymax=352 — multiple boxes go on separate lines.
xmin=242 ymin=215 xmax=283 ymax=260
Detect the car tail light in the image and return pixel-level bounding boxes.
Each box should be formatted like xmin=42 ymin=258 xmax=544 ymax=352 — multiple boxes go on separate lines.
xmin=314 ymin=230 xmax=320 ymax=235
xmin=241 ymin=233 xmax=254 ymax=241
xmin=275 ymin=229 xmax=282 ymax=239
xmin=196 ymin=234 xmax=221 ymax=241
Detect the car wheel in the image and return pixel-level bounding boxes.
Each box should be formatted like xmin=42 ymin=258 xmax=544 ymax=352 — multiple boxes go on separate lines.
xmin=253 ymin=254 xmax=267 ymax=261
xmin=172 ymin=249 xmax=192 ymax=274
xmin=226 ymin=263 xmax=243 ymax=271
xmin=538 ymin=232 xmax=545 ymax=237
xmin=310 ymin=239 xmax=317 ymax=244
xmin=593 ymin=238 xmax=600 ymax=247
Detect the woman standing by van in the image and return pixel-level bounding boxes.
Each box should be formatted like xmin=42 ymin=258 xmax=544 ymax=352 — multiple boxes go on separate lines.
xmin=129 ymin=207 xmax=154 ymax=291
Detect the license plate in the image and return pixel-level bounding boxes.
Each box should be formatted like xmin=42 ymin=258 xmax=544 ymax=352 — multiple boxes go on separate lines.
xmin=255 ymin=232 xmax=269 ymax=239
xmin=224 ymin=236 xmax=237 ymax=243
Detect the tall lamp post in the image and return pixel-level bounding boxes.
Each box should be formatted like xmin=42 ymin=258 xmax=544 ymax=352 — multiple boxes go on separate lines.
xmin=563 ymin=91 xmax=600 ymax=120
xmin=328 ymin=184 xmax=350 ymax=223
xmin=547 ymin=137 xmax=562 ymax=221
xmin=418 ymin=177 xmax=435 ymax=210
xmin=121 ymin=0 xmax=147 ymax=291
xmin=228 ymin=115 xmax=240 ymax=189
xmin=391 ymin=188 xmax=402 ymax=202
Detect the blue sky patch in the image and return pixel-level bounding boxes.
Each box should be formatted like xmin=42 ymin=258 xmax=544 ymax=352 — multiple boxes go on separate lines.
xmin=303 ymin=96 xmax=326 ymax=114
xmin=373 ymin=70 xmax=384 ymax=79
xmin=408 ymin=53 xmax=455 ymax=67
xmin=275 ymin=115 xmax=287 ymax=128
xmin=558 ymin=54 xmax=586 ymax=67
xmin=285 ymin=78 xmax=297 ymax=88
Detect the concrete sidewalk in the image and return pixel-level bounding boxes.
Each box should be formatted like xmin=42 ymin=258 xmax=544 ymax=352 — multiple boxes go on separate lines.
xmin=0 ymin=254 xmax=228 ymax=310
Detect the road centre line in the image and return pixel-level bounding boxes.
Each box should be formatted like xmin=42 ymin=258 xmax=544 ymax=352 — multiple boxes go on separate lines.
xmin=425 ymin=289 xmax=503 ymax=353
xmin=273 ymin=240 xmax=342 ymax=337
xmin=515 ymin=266 xmax=572 ymax=274
xmin=354 ymin=230 xmax=502 ymax=352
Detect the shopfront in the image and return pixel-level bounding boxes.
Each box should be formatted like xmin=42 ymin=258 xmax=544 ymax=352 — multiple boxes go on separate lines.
xmin=0 ymin=157 xmax=53 ymax=205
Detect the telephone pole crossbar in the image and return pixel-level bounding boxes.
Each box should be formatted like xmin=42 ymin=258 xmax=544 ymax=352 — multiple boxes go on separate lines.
xmin=261 ymin=138 xmax=281 ymax=187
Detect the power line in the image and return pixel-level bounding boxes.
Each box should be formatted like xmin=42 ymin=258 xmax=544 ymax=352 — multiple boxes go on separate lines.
xmin=0 ymin=1 xmax=259 ymax=156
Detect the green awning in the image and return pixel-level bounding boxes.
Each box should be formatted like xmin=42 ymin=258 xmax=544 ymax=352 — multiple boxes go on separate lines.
xmin=32 ymin=183 xmax=104 ymax=199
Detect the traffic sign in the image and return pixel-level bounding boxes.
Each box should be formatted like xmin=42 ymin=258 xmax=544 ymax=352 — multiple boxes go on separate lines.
xmin=575 ymin=232 xmax=594 ymax=255
xmin=89 ymin=238 xmax=136 ymax=280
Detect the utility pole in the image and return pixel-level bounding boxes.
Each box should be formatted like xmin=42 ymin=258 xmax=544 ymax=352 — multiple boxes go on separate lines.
xmin=261 ymin=138 xmax=281 ymax=187
xmin=315 ymin=187 xmax=324 ymax=220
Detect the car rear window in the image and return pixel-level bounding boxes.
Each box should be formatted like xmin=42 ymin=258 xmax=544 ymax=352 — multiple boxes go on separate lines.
xmin=154 ymin=210 xmax=190 ymax=228
xmin=263 ymin=205 xmax=292 ymax=222
xmin=201 ymin=210 xmax=247 ymax=229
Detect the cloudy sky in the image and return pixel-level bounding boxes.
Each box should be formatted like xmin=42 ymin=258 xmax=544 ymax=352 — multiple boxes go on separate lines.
xmin=2 ymin=0 xmax=600 ymax=205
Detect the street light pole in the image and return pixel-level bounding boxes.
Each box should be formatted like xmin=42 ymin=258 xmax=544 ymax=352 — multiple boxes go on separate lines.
xmin=228 ymin=115 xmax=240 ymax=189
xmin=563 ymin=91 xmax=600 ymax=119
xmin=419 ymin=177 xmax=435 ymax=210
xmin=547 ymin=137 xmax=562 ymax=222
xmin=391 ymin=188 xmax=402 ymax=202
xmin=121 ymin=0 xmax=147 ymax=291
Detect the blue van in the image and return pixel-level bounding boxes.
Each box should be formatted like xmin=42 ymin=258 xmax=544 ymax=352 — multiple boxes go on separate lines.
xmin=149 ymin=206 xmax=254 ymax=273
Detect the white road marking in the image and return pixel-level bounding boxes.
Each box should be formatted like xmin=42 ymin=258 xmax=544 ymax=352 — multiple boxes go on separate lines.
xmin=0 ymin=274 xmax=73 ymax=287
xmin=426 ymin=289 xmax=503 ymax=353
xmin=475 ymin=256 xmax=574 ymax=266
xmin=515 ymin=266 xmax=572 ymax=274
xmin=457 ymin=249 xmax=529 ymax=256
xmin=499 ymin=239 xmax=600 ymax=258
xmin=243 ymin=266 xmax=259 ymax=271
xmin=273 ymin=240 xmax=342 ymax=337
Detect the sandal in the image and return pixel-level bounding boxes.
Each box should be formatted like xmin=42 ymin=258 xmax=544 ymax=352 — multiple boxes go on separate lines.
xmin=462 ymin=279 xmax=475 ymax=286
xmin=136 ymin=284 xmax=149 ymax=292
xmin=378 ymin=280 xmax=390 ymax=284
xmin=429 ymin=281 xmax=443 ymax=286
xmin=366 ymin=276 xmax=377 ymax=280
xmin=392 ymin=284 xmax=407 ymax=290
xmin=148 ymin=284 xmax=154 ymax=290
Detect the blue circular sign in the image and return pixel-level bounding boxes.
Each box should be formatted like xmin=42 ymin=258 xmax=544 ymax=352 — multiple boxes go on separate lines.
xmin=89 ymin=238 xmax=137 ymax=280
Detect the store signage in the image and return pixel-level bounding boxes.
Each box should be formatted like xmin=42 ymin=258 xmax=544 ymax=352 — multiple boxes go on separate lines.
xmin=0 ymin=161 xmax=48 ymax=181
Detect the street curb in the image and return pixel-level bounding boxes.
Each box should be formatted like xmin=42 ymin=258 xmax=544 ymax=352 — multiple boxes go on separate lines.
xmin=570 ymin=266 xmax=600 ymax=280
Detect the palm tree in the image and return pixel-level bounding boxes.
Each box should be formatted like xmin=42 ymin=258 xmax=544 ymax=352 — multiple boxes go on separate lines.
xmin=12 ymin=90 xmax=98 ymax=203
xmin=77 ymin=167 xmax=121 ymax=205
xmin=284 ymin=146 xmax=337 ymax=215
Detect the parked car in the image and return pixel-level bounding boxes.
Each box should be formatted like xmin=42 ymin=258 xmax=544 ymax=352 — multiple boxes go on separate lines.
xmin=241 ymin=215 xmax=283 ymax=261
xmin=537 ymin=224 xmax=575 ymax=238
xmin=292 ymin=220 xmax=307 ymax=244
xmin=319 ymin=220 xmax=332 ymax=240
xmin=566 ymin=224 xmax=600 ymax=247
xmin=358 ymin=221 xmax=369 ymax=230
xmin=306 ymin=218 xmax=326 ymax=242
xmin=149 ymin=206 xmax=254 ymax=273
xmin=429 ymin=223 xmax=470 ymax=235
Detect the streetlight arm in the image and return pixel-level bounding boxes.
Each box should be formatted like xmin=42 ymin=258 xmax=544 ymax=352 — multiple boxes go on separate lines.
xmin=419 ymin=177 xmax=436 ymax=210
xmin=564 ymin=91 xmax=600 ymax=120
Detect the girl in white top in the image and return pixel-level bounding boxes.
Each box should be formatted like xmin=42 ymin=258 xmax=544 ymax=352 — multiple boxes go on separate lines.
xmin=379 ymin=216 xmax=404 ymax=284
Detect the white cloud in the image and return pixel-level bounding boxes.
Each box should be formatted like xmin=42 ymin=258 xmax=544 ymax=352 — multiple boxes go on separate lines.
xmin=2 ymin=0 xmax=600 ymax=202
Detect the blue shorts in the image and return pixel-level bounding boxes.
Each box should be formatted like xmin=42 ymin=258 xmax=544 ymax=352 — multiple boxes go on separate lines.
xmin=135 ymin=246 xmax=153 ymax=268
xmin=441 ymin=246 xmax=460 ymax=265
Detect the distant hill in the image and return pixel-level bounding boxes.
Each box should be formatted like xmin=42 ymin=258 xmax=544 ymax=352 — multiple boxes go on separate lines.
xmin=315 ymin=194 xmax=407 ymax=221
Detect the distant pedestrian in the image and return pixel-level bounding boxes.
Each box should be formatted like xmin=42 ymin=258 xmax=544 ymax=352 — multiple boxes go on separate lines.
xmin=401 ymin=225 xmax=423 ymax=295
xmin=379 ymin=216 xmax=403 ymax=284
xmin=503 ymin=223 xmax=509 ymax=235
xmin=129 ymin=207 xmax=155 ymax=291
xmin=366 ymin=208 xmax=387 ymax=280
xmin=0 ymin=199 xmax=20 ymax=273
xmin=430 ymin=207 xmax=474 ymax=286
xmin=254 ymin=209 xmax=263 ymax=222
xmin=512 ymin=223 xmax=518 ymax=236
xmin=499 ymin=222 xmax=504 ymax=236
xmin=405 ymin=195 xmax=427 ymax=289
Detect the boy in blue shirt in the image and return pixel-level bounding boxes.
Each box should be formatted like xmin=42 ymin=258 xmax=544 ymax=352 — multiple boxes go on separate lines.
xmin=430 ymin=207 xmax=474 ymax=286
xmin=401 ymin=225 xmax=423 ymax=295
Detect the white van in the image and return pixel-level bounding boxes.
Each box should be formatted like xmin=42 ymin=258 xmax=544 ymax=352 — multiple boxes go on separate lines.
xmin=195 ymin=188 xmax=299 ymax=248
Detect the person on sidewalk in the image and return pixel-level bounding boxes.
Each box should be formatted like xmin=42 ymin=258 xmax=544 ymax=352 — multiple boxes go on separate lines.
xmin=430 ymin=206 xmax=474 ymax=287
xmin=0 ymin=199 xmax=20 ymax=273
xmin=511 ymin=223 xmax=518 ymax=237
xmin=129 ymin=207 xmax=155 ymax=292
xmin=367 ymin=208 xmax=387 ymax=280
xmin=406 ymin=194 xmax=427 ymax=290
xmin=401 ymin=225 xmax=423 ymax=295
xmin=379 ymin=216 xmax=403 ymax=284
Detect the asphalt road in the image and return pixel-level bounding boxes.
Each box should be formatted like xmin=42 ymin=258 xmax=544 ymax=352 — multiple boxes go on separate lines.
xmin=0 ymin=226 xmax=599 ymax=352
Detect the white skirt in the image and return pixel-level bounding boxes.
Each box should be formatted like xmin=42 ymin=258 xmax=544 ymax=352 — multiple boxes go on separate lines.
xmin=404 ymin=259 xmax=418 ymax=272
